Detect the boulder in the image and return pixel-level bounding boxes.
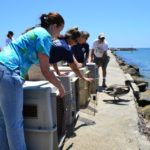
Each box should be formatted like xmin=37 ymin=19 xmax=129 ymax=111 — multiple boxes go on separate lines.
xmin=141 ymin=105 xmax=150 ymax=121
xmin=137 ymin=83 xmax=147 ymax=92
xmin=140 ymin=90 xmax=150 ymax=101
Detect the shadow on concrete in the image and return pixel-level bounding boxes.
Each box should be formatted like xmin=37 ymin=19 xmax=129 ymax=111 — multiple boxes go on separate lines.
xmin=74 ymin=123 xmax=89 ymax=131
xmin=61 ymin=116 xmax=96 ymax=149
xmin=103 ymin=98 xmax=130 ymax=105
xmin=78 ymin=116 xmax=96 ymax=125
xmin=65 ymin=116 xmax=95 ymax=140
xmin=64 ymin=143 xmax=74 ymax=150
xmin=74 ymin=117 xmax=96 ymax=132
xmin=87 ymin=105 xmax=98 ymax=113
xmin=80 ymin=105 xmax=97 ymax=116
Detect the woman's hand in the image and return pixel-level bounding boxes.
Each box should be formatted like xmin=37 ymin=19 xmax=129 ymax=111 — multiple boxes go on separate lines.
xmin=38 ymin=53 xmax=65 ymax=98
xmin=77 ymin=63 xmax=84 ymax=68
xmin=84 ymin=77 xmax=94 ymax=82
xmin=59 ymin=72 xmax=69 ymax=76
xmin=58 ymin=84 xmax=65 ymax=98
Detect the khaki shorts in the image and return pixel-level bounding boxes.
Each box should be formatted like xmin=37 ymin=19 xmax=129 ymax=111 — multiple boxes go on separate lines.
xmin=94 ymin=53 xmax=110 ymax=69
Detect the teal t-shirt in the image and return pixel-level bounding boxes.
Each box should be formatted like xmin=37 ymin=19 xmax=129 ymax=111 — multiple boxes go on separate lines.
xmin=0 ymin=27 xmax=52 ymax=79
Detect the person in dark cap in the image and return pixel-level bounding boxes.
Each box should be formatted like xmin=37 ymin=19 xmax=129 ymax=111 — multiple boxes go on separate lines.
xmin=5 ymin=31 xmax=14 ymax=45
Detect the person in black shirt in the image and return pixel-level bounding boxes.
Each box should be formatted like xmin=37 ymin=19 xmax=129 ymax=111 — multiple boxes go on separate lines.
xmin=49 ymin=28 xmax=93 ymax=82
xmin=71 ymin=31 xmax=90 ymax=67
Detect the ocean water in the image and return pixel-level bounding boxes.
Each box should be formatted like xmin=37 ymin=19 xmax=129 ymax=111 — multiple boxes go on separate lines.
xmin=115 ymin=48 xmax=150 ymax=87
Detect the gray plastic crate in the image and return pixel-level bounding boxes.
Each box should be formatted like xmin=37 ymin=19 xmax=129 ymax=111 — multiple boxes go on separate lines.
xmin=71 ymin=77 xmax=79 ymax=112
xmin=55 ymin=72 xmax=76 ymax=92
xmin=54 ymin=72 xmax=77 ymax=127
xmin=86 ymin=62 xmax=99 ymax=78
xmin=57 ymin=67 xmax=91 ymax=108
xmin=70 ymin=77 xmax=79 ymax=126
xmin=79 ymin=88 xmax=90 ymax=108
xmin=86 ymin=63 xmax=99 ymax=93
xmin=23 ymin=81 xmax=58 ymax=129
xmin=25 ymin=127 xmax=57 ymax=150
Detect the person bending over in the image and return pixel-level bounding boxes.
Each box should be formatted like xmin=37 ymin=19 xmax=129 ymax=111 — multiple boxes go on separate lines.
xmin=71 ymin=30 xmax=90 ymax=67
xmin=0 ymin=12 xmax=65 ymax=150
xmin=50 ymin=28 xmax=93 ymax=82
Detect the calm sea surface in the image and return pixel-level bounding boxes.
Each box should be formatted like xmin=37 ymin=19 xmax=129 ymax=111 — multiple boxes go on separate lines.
xmin=115 ymin=48 xmax=150 ymax=88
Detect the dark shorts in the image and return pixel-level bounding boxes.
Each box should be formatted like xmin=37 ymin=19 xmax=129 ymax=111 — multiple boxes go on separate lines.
xmin=94 ymin=53 xmax=110 ymax=69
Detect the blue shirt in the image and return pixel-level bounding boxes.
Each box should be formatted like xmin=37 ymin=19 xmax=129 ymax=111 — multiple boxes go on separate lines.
xmin=0 ymin=27 xmax=52 ymax=78
xmin=71 ymin=43 xmax=89 ymax=63
xmin=49 ymin=39 xmax=74 ymax=64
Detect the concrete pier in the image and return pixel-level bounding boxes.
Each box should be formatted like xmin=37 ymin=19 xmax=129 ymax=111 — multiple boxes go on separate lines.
xmin=62 ymin=51 xmax=150 ymax=150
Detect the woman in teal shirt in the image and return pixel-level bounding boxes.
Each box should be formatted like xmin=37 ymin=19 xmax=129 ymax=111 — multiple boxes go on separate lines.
xmin=0 ymin=12 xmax=65 ymax=150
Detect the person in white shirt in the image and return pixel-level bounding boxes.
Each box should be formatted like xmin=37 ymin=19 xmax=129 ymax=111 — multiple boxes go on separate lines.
xmin=89 ymin=33 xmax=110 ymax=87
xmin=5 ymin=31 xmax=14 ymax=46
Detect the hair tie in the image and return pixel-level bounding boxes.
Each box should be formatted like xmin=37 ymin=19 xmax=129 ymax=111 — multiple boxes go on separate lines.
xmin=43 ymin=15 xmax=48 ymax=20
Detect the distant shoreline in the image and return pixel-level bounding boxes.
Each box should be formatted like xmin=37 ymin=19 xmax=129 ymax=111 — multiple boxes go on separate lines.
xmin=111 ymin=48 xmax=136 ymax=51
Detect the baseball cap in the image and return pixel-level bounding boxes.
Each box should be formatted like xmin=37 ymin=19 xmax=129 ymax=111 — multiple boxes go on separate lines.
xmin=98 ymin=33 xmax=105 ymax=39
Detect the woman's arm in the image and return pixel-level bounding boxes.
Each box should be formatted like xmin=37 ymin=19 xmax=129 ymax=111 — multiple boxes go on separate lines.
xmin=52 ymin=63 xmax=61 ymax=76
xmin=73 ymin=56 xmax=84 ymax=68
xmin=85 ymin=44 xmax=90 ymax=62
xmin=51 ymin=63 xmax=69 ymax=76
xmin=69 ymin=61 xmax=93 ymax=82
xmin=38 ymin=53 xmax=65 ymax=98
xmin=88 ymin=49 xmax=94 ymax=62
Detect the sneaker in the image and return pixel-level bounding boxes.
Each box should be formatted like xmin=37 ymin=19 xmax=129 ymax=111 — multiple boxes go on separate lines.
xmin=102 ymin=79 xmax=107 ymax=88
xmin=102 ymin=83 xmax=107 ymax=88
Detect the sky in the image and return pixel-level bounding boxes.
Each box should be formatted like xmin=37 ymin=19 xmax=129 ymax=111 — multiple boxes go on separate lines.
xmin=0 ymin=0 xmax=150 ymax=48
